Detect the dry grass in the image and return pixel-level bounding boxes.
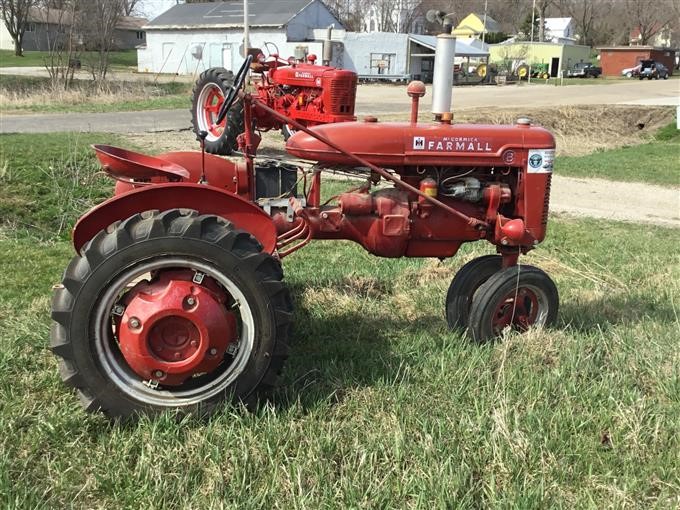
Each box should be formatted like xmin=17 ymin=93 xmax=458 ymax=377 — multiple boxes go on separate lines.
xmin=127 ymin=105 xmax=675 ymax=159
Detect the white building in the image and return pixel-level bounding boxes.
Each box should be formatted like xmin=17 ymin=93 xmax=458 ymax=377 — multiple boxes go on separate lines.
xmin=137 ymin=0 xmax=342 ymax=74
xmin=362 ymin=0 xmax=424 ymax=34
xmin=544 ymin=17 xmax=577 ymax=45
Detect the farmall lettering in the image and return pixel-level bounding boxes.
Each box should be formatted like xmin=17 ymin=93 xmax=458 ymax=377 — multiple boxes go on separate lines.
xmin=413 ymin=136 xmax=493 ymax=152
xmin=294 ymin=71 xmax=314 ymax=79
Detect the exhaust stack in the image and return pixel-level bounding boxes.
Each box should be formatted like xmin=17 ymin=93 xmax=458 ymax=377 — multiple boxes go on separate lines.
xmin=431 ymin=34 xmax=456 ymax=118
xmin=322 ymin=25 xmax=334 ymax=65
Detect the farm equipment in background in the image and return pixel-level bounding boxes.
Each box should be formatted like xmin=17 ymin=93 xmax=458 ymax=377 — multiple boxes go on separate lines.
xmin=51 ymin=36 xmax=559 ymax=419
xmin=191 ymin=48 xmax=358 ymax=155
xmin=516 ymin=63 xmax=551 ymax=80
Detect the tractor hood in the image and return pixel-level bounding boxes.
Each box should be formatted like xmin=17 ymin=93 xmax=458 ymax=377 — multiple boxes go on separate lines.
xmin=286 ymin=121 xmax=555 ymax=167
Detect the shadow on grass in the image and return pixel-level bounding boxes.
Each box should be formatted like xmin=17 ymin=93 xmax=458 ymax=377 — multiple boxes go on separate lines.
xmin=272 ymin=282 xmax=451 ymax=412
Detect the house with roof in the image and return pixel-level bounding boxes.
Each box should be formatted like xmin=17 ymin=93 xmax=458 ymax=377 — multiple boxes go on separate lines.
xmin=136 ymin=0 xmax=343 ymax=74
xmin=0 ymin=7 xmax=146 ymax=51
xmin=629 ymin=24 xmax=673 ymax=47
xmin=451 ymin=13 xmax=502 ymax=41
xmin=544 ymin=17 xmax=576 ymax=45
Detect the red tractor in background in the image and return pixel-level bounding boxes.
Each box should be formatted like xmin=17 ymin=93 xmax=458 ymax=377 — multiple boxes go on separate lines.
xmin=51 ymin=38 xmax=559 ymax=420
xmin=191 ymin=49 xmax=358 ymax=155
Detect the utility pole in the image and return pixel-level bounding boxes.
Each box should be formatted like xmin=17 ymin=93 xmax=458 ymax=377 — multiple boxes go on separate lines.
xmin=243 ymin=0 xmax=249 ymax=58
xmin=482 ymin=0 xmax=488 ymax=44
xmin=528 ymin=0 xmax=536 ymax=84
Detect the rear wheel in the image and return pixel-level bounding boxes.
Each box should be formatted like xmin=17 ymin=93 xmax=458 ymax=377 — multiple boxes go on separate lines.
xmin=467 ymin=265 xmax=558 ymax=342
xmin=191 ymin=68 xmax=245 ymax=155
xmin=446 ymin=255 xmax=502 ymax=331
xmin=281 ymin=124 xmax=297 ymax=141
xmin=50 ymin=209 xmax=293 ymax=419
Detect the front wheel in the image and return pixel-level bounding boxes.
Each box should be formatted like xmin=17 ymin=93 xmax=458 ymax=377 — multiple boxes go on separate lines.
xmin=191 ymin=68 xmax=245 ymax=155
xmin=446 ymin=255 xmax=502 ymax=331
xmin=50 ymin=209 xmax=293 ymax=419
xmin=467 ymin=265 xmax=558 ymax=342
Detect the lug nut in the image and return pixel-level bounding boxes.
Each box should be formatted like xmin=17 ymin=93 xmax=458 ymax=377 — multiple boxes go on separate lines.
xmin=208 ymin=347 xmax=218 ymax=356
xmin=153 ymin=370 xmax=164 ymax=378
xmin=129 ymin=317 xmax=141 ymax=328
xmin=174 ymin=352 xmax=182 ymax=359
xmin=186 ymin=296 xmax=196 ymax=306
xmin=190 ymin=340 xmax=198 ymax=347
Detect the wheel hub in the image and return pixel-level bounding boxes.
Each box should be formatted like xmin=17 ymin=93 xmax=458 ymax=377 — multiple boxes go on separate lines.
xmin=492 ymin=288 xmax=539 ymax=333
xmin=117 ymin=271 xmax=236 ymax=386
xmin=201 ymin=84 xmax=225 ymax=139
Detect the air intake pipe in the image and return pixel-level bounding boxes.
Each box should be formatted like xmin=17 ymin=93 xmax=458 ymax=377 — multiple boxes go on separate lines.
xmin=431 ymin=34 xmax=456 ymax=119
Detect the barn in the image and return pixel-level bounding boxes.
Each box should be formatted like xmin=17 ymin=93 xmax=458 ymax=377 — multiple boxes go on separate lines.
xmin=598 ymin=46 xmax=677 ymax=77
xmin=137 ymin=0 xmax=343 ymax=75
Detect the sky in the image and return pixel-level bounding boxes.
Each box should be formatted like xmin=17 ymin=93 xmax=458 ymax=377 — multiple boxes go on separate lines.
xmin=137 ymin=0 xmax=178 ymax=19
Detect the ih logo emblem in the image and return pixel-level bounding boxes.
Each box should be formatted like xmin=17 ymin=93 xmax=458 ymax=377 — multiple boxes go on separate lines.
xmin=413 ymin=136 xmax=425 ymax=150
xmin=529 ymin=153 xmax=543 ymax=169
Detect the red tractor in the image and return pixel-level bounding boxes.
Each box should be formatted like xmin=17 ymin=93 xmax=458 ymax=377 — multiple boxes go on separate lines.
xmin=191 ymin=50 xmax=358 ymax=155
xmin=51 ymin=43 xmax=559 ymax=419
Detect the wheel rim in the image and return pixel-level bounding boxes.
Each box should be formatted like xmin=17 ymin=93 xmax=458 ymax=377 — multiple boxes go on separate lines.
xmin=197 ymin=83 xmax=226 ymax=142
xmin=94 ymin=258 xmax=255 ymax=407
xmin=490 ymin=283 xmax=550 ymax=335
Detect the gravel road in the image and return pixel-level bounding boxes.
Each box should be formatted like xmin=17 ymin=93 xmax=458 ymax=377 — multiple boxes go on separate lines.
xmin=1 ymin=78 xmax=678 ymax=133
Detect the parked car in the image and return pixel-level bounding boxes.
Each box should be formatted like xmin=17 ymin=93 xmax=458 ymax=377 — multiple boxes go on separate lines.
xmin=638 ymin=60 xmax=670 ymax=80
xmin=621 ymin=64 xmax=641 ymax=78
xmin=567 ymin=62 xmax=602 ymax=78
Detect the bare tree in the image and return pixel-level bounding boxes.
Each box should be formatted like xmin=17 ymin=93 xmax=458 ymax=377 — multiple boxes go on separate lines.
xmin=0 ymin=0 xmax=38 ymax=56
xmin=80 ymin=0 xmax=124 ymax=82
xmin=625 ymin=0 xmax=675 ymax=45
xmin=43 ymin=1 xmax=81 ymax=89
xmin=121 ymin=0 xmax=139 ymax=16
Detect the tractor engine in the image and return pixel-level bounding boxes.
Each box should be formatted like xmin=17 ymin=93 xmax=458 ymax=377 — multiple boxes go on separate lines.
xmin=285 ymin=119 xmax=554 ymax=259
xmin=261 ymin=62 xmax=357 ymax=128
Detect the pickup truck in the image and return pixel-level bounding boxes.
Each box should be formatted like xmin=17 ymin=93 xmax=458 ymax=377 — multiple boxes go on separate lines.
xmin=567 ymin=63 xmax=602 ymax=78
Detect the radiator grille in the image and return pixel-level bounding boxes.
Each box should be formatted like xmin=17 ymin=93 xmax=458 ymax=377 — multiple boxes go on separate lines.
xmin=329 ymin=76 xmax=357 ymax=115
xmin=542 ymin=175 xmax=552 ymax=226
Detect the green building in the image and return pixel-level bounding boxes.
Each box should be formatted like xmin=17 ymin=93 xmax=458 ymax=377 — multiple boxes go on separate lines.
xmin=489 ymin=42 xmax=592 ymax=77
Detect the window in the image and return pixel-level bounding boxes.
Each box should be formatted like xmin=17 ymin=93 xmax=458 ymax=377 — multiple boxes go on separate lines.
xmin=24 ymin=22 xmax=36 ymax=32
xmin=370 ymin=53 xmax=395 ymax=75
xmin=136 ymin=31 xmax=145 ymax=40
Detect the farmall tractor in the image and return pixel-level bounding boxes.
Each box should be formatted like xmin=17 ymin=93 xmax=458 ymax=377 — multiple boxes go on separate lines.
xmin=191 ymin=48 xmax=358 ymax=155
xmin=51 ymin=36 xmax=558 ymax=419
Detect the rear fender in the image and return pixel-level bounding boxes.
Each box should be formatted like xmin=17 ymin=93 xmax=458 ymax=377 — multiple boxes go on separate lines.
xmin=73 ymin=183 xmax=277 ymax=253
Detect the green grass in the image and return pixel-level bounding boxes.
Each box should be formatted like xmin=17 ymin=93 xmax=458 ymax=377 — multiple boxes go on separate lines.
xmin=0 ymin=217 xmax=679 ymax=508
xmin=555 ymin=139 xmax=680 ymax=187
xmin=0 ymin=132 xmax=125 ymax=238
xmin=0 ymin=132 xmax=679 ymax=507
xmin=0 ymin=49 xmax=137 ymax=69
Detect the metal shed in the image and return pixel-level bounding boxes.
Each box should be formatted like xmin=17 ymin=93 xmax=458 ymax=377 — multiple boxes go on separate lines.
xmin=137 ymin=0 xmax=343 ymax=75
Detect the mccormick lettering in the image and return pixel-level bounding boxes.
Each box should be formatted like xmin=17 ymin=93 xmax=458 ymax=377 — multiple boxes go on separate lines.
xmin=294 ymin=71 xmax=314 ymax=79
xmin=413 ymin=136 xmax=493 ymax=152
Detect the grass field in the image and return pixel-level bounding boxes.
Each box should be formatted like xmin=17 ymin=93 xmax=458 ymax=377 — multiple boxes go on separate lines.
xmin=0 ymin=74 xmax=190 ymax=114
xmin=555 ymin=140 xmax=680 ymax=187
xmin=0 ymin=49 xmax=137 ymax=69
xmin=1 ymin=130 xmax=679 ymax=507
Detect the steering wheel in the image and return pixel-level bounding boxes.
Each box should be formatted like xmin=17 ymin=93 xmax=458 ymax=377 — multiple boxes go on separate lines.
xmin=216 ymin=54 xmax=253 ymax=125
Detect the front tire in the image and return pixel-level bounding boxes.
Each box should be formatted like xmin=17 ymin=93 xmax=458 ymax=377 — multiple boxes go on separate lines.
xmin=467 ymin=265 xmax=558 ymax=342
xmin=446 ymin=255 xmax=502 ymax=331
xmin=191 ymin=68 xmax=245 ymax=155
xmin=50 ymin=209 xmax=293 ymax=419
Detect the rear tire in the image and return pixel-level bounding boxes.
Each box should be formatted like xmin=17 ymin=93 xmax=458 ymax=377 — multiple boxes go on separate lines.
xmin=50 ymin=209 xmax=293 ymax=419
xmin=446 ymin=255 xmax=502 ymax=331
xmin=191 ymin=68 xmax=245 ymax=155
xmin=281 ymin=124 xmax=297 ymax=141
xmin=467 ymin=265 xmax=558 ymax=342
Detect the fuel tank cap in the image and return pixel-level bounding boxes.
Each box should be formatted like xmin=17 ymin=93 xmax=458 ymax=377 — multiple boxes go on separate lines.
xmin=516 ymin=117 xmax=532 ymax=126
